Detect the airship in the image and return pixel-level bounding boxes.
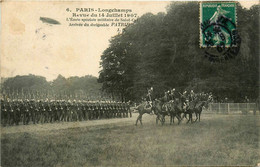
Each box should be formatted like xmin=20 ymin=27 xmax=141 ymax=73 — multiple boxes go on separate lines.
xmin=40 ymin=17 xmax=61 ymax=25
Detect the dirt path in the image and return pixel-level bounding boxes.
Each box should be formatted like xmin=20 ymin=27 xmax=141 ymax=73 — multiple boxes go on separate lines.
xmin=1 ymin=113 xmax=147 ymax=134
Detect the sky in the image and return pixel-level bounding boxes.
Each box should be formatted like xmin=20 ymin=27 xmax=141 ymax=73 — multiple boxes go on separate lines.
xmin=1 ymin=1 xmax=258 ymax=81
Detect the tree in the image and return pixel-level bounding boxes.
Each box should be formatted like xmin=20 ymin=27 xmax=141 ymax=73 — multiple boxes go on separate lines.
xmin=99 ymin=2 xmax=259 ymax=102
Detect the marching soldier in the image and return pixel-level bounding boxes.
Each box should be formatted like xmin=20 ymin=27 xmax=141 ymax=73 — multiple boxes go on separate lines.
xmin=82 ymin=101 xmax=87 ymax=120
xmin=23 ymin=100 xmax=30 ymax=125
xmin=108 ymin=102 xmax=113 ymax=118
xmin=35 ymin=100 xmax=41 ymax=124
xmin=29 ymin=100 xmax=37 ymax=124
xmin=89 ymin=102 xmax=93 ymax=120
xmin=7 ymin=100 xmax=15 ymax=126
xmin=1 ymin=100 xmax=8 ymax=126
xmin=13 ymin=100 xmax=22 ymax=125
xmin=127 ymin=101 xmax=132 ymax=118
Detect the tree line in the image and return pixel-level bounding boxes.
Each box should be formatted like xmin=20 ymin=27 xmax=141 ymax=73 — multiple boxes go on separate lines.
xmin=1 ymin=74 xmax=105 ymax=100
xmin=98 ymin=2 xmax=259 ymax=102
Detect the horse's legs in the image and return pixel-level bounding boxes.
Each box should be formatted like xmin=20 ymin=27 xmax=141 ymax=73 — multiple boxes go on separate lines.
xmin=135 ymin=114 xmax=140 ymax=126
xmin=170 ymin=115 xmax=173 ymax=125
xmin=181 ymin=113 xmax=185 ymax=121
xmin=194 ymin=112 xmax=198 ymax=122
xmin=140 ymin=115 xmax=143 ymax=125
xmin=176 ymin=114 xmax=181 ymax=125
xmin=186 ymin=113 xmax=192 ymax=124
xmin=162 ymin=115 xmax=165 ymax=125
xmin=184 ymin=113 xmax=188 ymax=120
xmin=186 ymin=114 xmax=190 ymax=124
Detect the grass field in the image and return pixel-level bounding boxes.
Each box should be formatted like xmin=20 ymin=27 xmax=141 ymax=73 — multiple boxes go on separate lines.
xmin=1 ymin=114 xmax=259 ymax=167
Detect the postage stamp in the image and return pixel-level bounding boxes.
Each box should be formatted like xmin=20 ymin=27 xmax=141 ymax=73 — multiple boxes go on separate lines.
xmin=200 ymin=2 xmax=237 ymax=48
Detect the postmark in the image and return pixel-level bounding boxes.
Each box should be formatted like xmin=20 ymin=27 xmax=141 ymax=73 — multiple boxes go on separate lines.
xmin=200 ymin=2 xmax=241 ymax=62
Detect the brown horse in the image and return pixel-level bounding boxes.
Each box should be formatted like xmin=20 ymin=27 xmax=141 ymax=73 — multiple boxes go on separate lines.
xmin=166 ymin=101 xmax=182 ymax=125
xmin=135 ymin=102 xmax=153 ymax=126
xmin=153 ymin=99 xmax=167 ymax=125
xmin=185 ymin=100 xmax=210 ymax=123
xmin=153 ymin=99 xmax=182 ymax=125
xmin=194 ymin=100 xmax=209 ymax=122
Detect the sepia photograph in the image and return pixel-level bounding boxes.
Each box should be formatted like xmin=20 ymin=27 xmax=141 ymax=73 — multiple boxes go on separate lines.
xmin=1 ymin=0 xmax=259 ymax=166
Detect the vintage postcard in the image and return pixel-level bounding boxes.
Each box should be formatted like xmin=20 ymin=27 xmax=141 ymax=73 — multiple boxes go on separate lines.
xmin=1 ymin=0 xmax=259 ymax=166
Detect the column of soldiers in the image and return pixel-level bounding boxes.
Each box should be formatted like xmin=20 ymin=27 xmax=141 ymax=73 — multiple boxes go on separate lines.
xmin=1 ymin=99 xmax=132 ymax=126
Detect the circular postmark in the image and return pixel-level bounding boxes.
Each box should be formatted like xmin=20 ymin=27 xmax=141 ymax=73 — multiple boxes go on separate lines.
xmin=201 ymin=16 xmax=241 ymax=62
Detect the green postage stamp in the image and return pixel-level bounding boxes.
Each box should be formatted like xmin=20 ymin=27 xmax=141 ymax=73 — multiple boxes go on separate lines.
xmin=200 ymin=2 xmax=237 ymax=48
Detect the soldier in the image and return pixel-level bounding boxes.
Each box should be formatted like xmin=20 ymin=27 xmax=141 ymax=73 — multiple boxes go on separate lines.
xmin=39 ymin=101 xmax=47 ymax=123
xmin=46 ymin=101 xmax=52 ymax=123
xmin=13 ymin=100 xmax=22 ymax=125
xmin=189 ymin=90 xmax=195 ymax=101
xmin=71 ymin=100 xmax=78 ymax=121
xmin=127 ymin=100 xmax=132 ymax=118
xmin=102 ymin=102 xmax=107 ymax=119
xmin=115 ymin=102 xmax=120 ymax=118
xmin=164 ymin=91 xmax=170 ymax=102
xmin=1 ymin=100 xmax=8 ymax=126
xmin=112 ymin=102 xmax=116 ymax=118
xmin=119 ymin=102 xmax=123 ymax=118
xmin=29 ymin=100 xmax=37 ymax=124
xmin=64 ymin=100 xmax=70 ymax=121
xmin=81 ymin=101 xmax=87 ymax=120
xmin=58 ymin=101 xmax=64 ymax=121
xmin=7 ymin=100 xmax=15 ymax=126
xmin=88 ymin=102 xmax=94 ymax=120
xmin=123 ymin=102 xmax=128 ymax=118
xmin=77 ymin=101 xmax=83 ymax=121
xmin=169 ymin=88 xmax=176 ymax=101
xmin=108 ymin=102 xmax=113 ymax=118
xmin=49 ymin=101 xmax=55 ymax=123
xmin=34 ymin=100 xmax=40 ymax=124
xmin=98 ymin=102 xmax=103 ymax=119
xmin=23 ymin=100 xmax=30 ymax=125
xmin=146 ymin=87 xmax=153 ymax=108
xmin=180 ymin=90 xmax=188 ymax=109
xmin=59 ymin=101 xmax=65 ymax=122
xmin=95 ymin=102 xmax=100 ymax=119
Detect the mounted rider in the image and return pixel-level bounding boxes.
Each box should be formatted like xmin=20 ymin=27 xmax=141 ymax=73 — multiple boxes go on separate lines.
xmin=189 ymin=90 xmax=195 ymax=101
xmin=146 ymin=87 xmax=153 ymax=109
xmin=169 ymin=88 xmax=176 ymax=101
xmin=164 ymin=91 xmax=170 ymax=102
xmin=180 ymin=90 xmax=188 ymax=110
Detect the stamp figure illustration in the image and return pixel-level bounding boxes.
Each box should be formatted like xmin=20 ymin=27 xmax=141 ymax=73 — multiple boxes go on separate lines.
xmin=200 ymin=2 xmax=237 ymax=48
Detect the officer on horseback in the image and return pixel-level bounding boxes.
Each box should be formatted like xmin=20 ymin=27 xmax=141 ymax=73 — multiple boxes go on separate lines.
xmin=170 ymin=88 xmax=176 ymax=101
xmin=146 ymin=87 xmax=154 ymax=114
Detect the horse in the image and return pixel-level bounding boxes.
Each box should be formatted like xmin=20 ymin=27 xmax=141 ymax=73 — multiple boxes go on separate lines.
xmin=153 ymin=99 xmax=168 ymax=125
xmin=135 ymin=102 xmax=153 ymax=126
xmin=184 ymin=99 xmax=210 ymax=123
xmin=166 ymin=101 xmax=182 ymax=125
xmin=173 ymin=98 xmax=186 ymax=123
xmin=153 ymin=99 xmax=182 ymax=125
xmin=194 ymin=100 xmax=209 ymax=122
